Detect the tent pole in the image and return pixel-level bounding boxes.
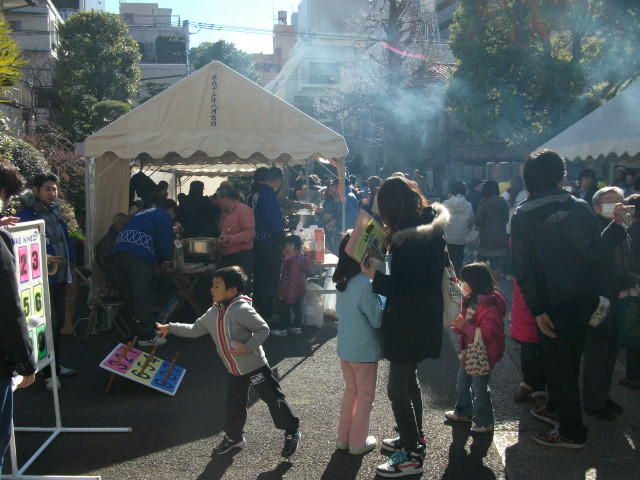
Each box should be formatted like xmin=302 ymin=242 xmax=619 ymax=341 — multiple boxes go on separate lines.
xmin=338 ymin=157 xmax=346 ymax=233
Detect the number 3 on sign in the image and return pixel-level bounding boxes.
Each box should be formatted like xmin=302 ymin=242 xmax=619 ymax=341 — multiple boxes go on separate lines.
xmin=21 ymin=289 xmax=31 ymax=317
xmin=30 ymin=243 xmax=41 ymax=279
xmin=32 ymin=284 xmax=44 ymax=317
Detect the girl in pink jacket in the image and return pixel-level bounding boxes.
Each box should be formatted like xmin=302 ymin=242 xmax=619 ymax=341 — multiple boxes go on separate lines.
xmin=445 ymin=262 xmax=506 ymax=433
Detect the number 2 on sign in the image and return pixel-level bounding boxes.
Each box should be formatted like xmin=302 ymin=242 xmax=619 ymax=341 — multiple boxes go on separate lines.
xmin=30 ymin=243 xmax=41 ymax=279
xmin=18 ymin=246 xmax=28 ymax=283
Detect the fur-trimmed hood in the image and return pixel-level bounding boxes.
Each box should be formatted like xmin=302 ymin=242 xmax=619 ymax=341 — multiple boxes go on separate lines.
xmin=19 ymin=190 xmax=59 ymax=215
xmin=391 ymin=202 xmax=450 ymax=247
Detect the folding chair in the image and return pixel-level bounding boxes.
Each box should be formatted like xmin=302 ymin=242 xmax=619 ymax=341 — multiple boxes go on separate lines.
xmin=74 ymin=267 xmax=130 ymax=342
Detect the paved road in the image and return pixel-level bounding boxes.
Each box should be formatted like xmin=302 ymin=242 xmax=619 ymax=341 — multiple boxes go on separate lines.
xmin=5 ymin=284 xmax=640 ymax=480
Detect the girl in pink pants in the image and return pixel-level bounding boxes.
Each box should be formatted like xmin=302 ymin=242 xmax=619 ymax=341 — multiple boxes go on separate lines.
xmin=333 ymin=235 xmax=384 ymax=455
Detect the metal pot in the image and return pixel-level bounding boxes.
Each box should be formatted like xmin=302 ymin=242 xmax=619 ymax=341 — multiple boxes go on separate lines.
xmin=183 ymin=237 xmax=218 ymax=255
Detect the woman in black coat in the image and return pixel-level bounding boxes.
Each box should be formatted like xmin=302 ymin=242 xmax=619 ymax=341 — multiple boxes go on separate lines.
xmin=362 ymin=176 xmax=449 ymax=477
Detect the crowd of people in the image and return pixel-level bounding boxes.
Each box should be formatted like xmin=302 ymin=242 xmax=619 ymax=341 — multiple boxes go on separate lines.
xmin=2 ymin=152 xmax=640 ymax=477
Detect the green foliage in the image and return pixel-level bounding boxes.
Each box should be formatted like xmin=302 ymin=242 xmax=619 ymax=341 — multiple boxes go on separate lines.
xmin=447 ymin=0 xmax=640 ymax=145
xmin=0 ymin=14 xmax=24 ymax=94
xmin=0 ymin=133 xmax=48 ymax=186
xmin=90 ymin=100 xmax=131 ymax=132
xmin=139 ymin=81 xmax=169 ymax=104
xmin=155 ymin=35 xmax=186 ymax=64
xmin=56 ymin=11 xmax=141 ymax=142
xmin=190 ymin=40 xmax=259 ymax=82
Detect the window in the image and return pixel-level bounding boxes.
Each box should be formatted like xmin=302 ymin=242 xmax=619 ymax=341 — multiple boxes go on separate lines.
xmin=123 ymin=13 xmax=134 ymax=24
xmin=308 ymin=62 xmax=338 ymax=85
xmin=8 ymin=21 xmax=22 ymax=32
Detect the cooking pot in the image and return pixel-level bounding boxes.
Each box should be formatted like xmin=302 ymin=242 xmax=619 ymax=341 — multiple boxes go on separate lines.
xmin=183 ymin=237 xmax=218 ymax=255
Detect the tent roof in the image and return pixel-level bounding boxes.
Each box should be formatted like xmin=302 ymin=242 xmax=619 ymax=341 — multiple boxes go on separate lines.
xmin=538 ymin=81 xmax=640 ymax=162
xmin=82 ymin=61 xmax=348 ymax=170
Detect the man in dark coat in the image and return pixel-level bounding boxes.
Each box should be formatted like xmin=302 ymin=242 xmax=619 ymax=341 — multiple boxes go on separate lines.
xmin=512 ymin=150 xmax=603 ymax=449
xmin=95 ymin=212 xmax=129 ymax=286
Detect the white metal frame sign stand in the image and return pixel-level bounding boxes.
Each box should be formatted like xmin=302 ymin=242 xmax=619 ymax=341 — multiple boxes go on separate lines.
xmin=3 ymin=221 xmax=131 ymax=480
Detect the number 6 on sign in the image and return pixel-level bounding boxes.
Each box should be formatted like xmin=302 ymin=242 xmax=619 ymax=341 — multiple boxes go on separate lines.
xmin=33 ymin=284 xmax=44 ymax=317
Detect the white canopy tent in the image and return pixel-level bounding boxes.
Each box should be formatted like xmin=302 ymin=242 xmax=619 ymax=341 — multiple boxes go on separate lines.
xmin=538 ymin=81 xmax=640 ymax=162
xmin=80 ymin=61 xmax=348 ymax=274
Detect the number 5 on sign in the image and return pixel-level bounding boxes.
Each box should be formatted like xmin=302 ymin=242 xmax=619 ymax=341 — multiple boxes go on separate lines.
xmin=33 ymin=284 xmax=44 ymax=317
xmin=21 ymin=289 xmax=31 ymax=317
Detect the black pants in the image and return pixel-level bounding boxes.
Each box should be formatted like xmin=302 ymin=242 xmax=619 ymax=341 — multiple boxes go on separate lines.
xmin=447 ymin=244 xmax=465 ymax=276
xmin=582 ymin=317 xmax=619 ymax=410
xmin=223 ymin=365 xmax=299 ymax=440
xmin=276 ymin=298 xmax=303 ymax=329
xmin=252 ymin=244 xmax=282 ymax=319
xmin=540 ymin=296 xmax=597 ymax=442
xmin=113 ymin=252 xmax=155 ymax=341
xmin=514 ymin=339 xmax=545 ymax=392
xmin=47 ymin=282 xmax=66 ymax=377
xmin=217 ymin=249 xmax=253 ymax=295
xmin=387 ymin=362 xmax=423 ymax=452
xmin=626 ymin=347 xmax=640 ymax=380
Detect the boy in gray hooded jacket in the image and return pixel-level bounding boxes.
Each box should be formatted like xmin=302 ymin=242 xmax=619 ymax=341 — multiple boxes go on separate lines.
xmin=156 ymin=266 xmax=300 ymax=457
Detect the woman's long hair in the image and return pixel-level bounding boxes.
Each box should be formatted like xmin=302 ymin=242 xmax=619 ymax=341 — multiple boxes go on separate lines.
xmin=332 ymin=234 xmax=362 ymax=292
xmin=376 ymin=176 xmax=428 ymax=234
xmin=481 ymin=180 xmax=500 ymax=199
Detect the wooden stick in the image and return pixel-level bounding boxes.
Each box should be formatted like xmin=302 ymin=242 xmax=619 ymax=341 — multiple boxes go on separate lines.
xmin=162 ymin=353 xmax=180 ymax=385
xmin=139 ymin=344 xmax=159 ymax=375
xmin=105 ymin=338 xmax=136 ymax=393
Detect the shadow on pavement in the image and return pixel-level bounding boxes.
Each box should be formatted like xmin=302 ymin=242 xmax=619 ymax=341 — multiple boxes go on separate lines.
xmin=319 ymin=449 xmax=365 ymax=480
xmin=441 ymin=423 xmax=496 ymax=479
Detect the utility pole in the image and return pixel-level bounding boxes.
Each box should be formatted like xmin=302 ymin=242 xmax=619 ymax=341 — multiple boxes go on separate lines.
xmin=183 ymin=19 xmax=190 ymax=76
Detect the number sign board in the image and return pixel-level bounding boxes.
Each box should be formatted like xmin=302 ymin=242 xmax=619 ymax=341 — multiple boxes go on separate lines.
xmin=9 ymin=221 xmax=52 ymax=369
xmin=100 ymin=344 xmax=186 ymax=396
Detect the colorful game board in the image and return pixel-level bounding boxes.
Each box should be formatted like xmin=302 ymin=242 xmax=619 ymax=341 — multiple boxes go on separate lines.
xmin=100 ymin=343 xmax=186 ymax=396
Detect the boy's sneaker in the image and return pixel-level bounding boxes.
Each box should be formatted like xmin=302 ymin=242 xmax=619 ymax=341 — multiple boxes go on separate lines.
xmin=381 ymin=435 xmax=426 ymax=453
xmin=349 ymin=435 xmax=377 ymax=455
xmin=282 ymin=430 xmax=300 ymax=457
xmin=214 ymin=434 xmax=246 ymax=455
xmin=513 ymin=383 xmax=532 ymax=402
xmin=376 ymin=448 xmax=424 ymax=478
xmin=470 ymin=424 xmax=494 ymax=434
xmin=444 ymin=410 xmax=472 ymax=422
xmin=138 ymin=334 xmax=167 ymax=347
xmin=270 ymin=329 xmax=288 ymax=337
xmin=533 ymin=427 xmax=585 ymax=449
xmin=287 ymin=327 xmax=302 ymax=335
xmin=530 ymin=406 xmax=559 ymax=427
xmin=59 ymin=366 xmax=77 ymax=377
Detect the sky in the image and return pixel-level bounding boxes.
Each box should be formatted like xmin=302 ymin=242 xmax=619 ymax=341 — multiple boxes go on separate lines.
xmin=105 ymin=0 xmax=299 ymax=54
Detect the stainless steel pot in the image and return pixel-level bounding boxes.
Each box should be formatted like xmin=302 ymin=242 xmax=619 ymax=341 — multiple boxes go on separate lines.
xmin=183 ymin=237 xmax=218 ymax=255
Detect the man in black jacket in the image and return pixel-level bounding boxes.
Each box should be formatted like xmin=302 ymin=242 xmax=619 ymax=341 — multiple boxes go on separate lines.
xmin=511 ymin=150 xmax=603 ymax=449
xmin=0 ymin=160 xmax=36 ymax=474
xmin=96 ymin=212 xmax=129 ymax=286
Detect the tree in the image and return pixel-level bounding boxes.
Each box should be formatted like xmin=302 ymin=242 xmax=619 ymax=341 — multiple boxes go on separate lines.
xmin=446 ymin=0 xmax=640 ymax=146
xmin=89 ymin=100 xmax=131 ymax=132
xmin=190 ymin=40 xmax=259 ymax=82
xmin=139 ymin=81 xmax=169 ymax=104
xmin=0 ymin=14 xmax=24 ymax=94
xmin=56 ymin=11 xmax=141 ymax=141
xmin=321 ymin=1 xmax=445 ymax=172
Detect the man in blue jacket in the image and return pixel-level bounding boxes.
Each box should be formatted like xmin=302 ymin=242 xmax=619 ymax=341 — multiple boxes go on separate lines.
xmin=113 ymin=198 xmax=176 ymax=346
xmin=247 ymin=167 xmax=285 ymax=320
xmin=16 ymin=172 xmax=76 ymax=392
